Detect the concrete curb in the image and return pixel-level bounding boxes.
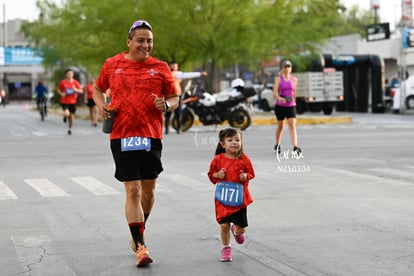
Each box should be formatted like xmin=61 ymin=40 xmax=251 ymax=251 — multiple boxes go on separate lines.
xmin=265 ymin=115 xmax=352 ymax=125
xmin=190 ymin=115 xmax=352 ymax=126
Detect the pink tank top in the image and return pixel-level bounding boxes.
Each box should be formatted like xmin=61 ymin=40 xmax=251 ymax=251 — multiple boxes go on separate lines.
xmin=275 ymin=75 xmax=295 ymax=107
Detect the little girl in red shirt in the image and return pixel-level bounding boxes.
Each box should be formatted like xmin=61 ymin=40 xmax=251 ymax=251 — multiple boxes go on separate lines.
xmin=208 ymin=128 xmax=255 ymax=262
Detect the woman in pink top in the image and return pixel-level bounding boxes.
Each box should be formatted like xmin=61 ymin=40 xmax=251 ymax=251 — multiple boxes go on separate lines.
xmin=272 ymin=60 xmax=302 ymax=155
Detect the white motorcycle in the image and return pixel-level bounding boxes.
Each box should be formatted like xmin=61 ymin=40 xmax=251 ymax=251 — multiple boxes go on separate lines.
xmin=172 ymin=78 xmax=256 ymax=132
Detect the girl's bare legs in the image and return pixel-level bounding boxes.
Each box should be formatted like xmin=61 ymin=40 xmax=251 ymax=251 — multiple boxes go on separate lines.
xmin=220 ymin=223 xmax=232 ymax=261
xmin=221 ymin=223 xmax=231 ymax=246
xmin=232 ymin=225 xmax=246 ymax=235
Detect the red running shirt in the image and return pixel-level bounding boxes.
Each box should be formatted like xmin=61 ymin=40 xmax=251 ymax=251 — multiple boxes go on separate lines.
xmin=95 ymin=53 xmax=177 ymax=139
xmin=85 ymin=83 xmax=94 ymax=99
xmin=208 ymin=153 xmax=255 ymax=223
xmin=57 ymin=79 xmax=82 ymax=104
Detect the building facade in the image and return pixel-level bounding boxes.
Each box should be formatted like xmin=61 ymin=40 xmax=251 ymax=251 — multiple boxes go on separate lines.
xmin=322 ymin=32 xmax=407 ymax=83
xmin=1 ymin=19 xmax=48 ymax=101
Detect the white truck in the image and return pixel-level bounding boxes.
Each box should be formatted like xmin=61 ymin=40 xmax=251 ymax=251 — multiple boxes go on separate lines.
xmin=253 ymin=71 xmax=344 ymax=115
xmin=295 ymin=71 xmax=344 ymax=115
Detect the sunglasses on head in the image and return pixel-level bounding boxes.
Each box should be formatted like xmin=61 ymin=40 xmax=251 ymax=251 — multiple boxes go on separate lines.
xmin=128 ymin=20 xmax=152 ymax=35
xmin=284 ymin=64 xmax=291 ymax=68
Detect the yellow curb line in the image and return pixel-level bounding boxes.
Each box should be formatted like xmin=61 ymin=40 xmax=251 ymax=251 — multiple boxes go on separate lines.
xmin=297 ymin=116 xmax=352 ymax=125
xmin=252 ymin=116 xmax=353 ymax=125
xmin=191 ymin=116 xmax=352 ymax=126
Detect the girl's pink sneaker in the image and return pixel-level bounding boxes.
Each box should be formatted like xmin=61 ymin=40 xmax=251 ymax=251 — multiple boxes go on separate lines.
xmin=231 ymin=224 xmax=245 ymax=244
xmin=220 ymin=246 xmax=232 ymax=262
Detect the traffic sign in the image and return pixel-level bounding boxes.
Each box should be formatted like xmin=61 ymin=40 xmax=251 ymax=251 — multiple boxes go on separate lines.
xmin=365 ymin=23 xmax=390 ymax=42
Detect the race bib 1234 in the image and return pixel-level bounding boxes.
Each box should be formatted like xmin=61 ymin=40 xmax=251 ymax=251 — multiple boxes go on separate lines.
xmin=121 ymin=136 xmax=151 ymax=152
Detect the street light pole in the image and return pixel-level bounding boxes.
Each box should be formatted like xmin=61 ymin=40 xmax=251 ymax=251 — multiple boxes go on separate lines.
xmin=2 ymin=3 xmax=6 ymax=47
xmin=371 ymin=0 xmax=380 ymax=24
xmin=374 ymin=8 xmax=378 ymax=24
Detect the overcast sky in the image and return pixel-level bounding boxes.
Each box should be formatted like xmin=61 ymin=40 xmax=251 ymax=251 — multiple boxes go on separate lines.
xmin=343 ymin=0 xmax=401 ymax=28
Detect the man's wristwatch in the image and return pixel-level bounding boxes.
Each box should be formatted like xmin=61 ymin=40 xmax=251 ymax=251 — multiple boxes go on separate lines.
xmin=165 ymin=101 xmax=170 ymax=112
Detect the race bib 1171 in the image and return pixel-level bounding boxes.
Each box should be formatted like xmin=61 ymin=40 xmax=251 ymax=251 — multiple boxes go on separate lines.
xmin=215 ymin=181 xmax=243 ymax=207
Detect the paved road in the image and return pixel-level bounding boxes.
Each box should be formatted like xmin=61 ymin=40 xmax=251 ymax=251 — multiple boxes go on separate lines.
xmin=1 ymin=103 xmax=414 ymax=276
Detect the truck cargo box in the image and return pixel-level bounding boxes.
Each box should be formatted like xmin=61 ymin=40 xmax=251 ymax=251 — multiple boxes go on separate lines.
xmin=296 ymin=72 xmax=343 ymax=103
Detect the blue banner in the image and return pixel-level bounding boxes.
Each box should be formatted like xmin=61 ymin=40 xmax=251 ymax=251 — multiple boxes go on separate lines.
xmin=332 ymin=55 xmax=356 ymax=66
xmin=0 ymin=47 xmax=43 ymax=65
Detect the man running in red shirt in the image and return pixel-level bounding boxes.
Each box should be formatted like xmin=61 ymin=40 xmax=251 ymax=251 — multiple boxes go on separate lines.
xmin=57 ymin=69 xmax=83 ymax=135
xmin=93 ymin=19 xmax=178 ymax=268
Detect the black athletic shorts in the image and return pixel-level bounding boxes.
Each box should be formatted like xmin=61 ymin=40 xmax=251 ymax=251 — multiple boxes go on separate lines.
xmin=219 ymin=207 xmax=248 ymax=228
xmin=274 ymin=105 xmax=296 ymax=121
xmin=86 ymin=98 xmax=96 ymax=107
xmin=61 ymin=104 xmax=77 ymax=114
xmin=110 ymin=138 xmax=163 ymax=182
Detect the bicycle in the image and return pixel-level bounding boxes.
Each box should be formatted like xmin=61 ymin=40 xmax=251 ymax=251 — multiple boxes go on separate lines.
xmin=38 ymin=97 xmax=47 ymax=121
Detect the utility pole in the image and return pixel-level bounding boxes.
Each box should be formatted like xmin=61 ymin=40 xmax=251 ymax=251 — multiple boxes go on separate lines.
xmin=371 ymin=0 xmax=380 ymax=24
xmin=2 ymin=3 xmax=6 ymax=47
xmin=1 ymin=3 xmax=6 ymax=90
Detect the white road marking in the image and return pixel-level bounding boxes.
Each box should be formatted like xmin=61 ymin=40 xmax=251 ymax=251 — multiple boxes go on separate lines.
xmin=71 ymin=176 xmax=121 ymax=195
xmin=24 ymin=178 xmax=69 ymax=197
xmin=0 ymin=180 xmax=18 ymax=200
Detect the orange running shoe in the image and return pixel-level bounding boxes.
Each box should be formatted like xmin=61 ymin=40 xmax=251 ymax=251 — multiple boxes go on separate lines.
xmin=136 ymin=243 xmax=153 ymax=267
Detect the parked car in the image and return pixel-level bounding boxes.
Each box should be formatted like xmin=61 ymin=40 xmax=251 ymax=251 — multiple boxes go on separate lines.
xmin=385 ymin=78 xmax=399 ymax=109
xmin=391 ymin=77 xmax=414 ymax=113
xmin=249 ymin=83 xmax=275 ymax=112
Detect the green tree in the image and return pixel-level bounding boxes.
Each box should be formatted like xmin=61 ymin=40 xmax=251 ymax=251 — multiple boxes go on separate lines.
xmin=22 ymin=0 xmax=369 ymax=91
xmin=22 ymin=0 xmax=140 ymax=76
xmin=141 ymin=0 xmax=266 ymax=91
xmin=335 ymin=5 xmax=376 ymax=37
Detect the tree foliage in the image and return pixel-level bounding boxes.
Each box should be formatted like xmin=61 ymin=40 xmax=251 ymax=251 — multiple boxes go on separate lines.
xmin=334 ymin=4 xmax=376 ymax=37
xmin=21 ymin=0 xmax=371 ymax=91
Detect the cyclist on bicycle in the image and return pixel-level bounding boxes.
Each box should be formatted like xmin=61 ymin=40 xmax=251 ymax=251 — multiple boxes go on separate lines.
xmin=33 ymin=80 xmax=49 ymax=113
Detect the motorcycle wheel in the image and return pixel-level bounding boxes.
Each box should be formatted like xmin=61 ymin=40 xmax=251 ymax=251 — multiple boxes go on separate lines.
xmin=228 ymin=108 xmax=251 ymax=130
xmin=172 ymin=109 xmax=194 ymax=132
